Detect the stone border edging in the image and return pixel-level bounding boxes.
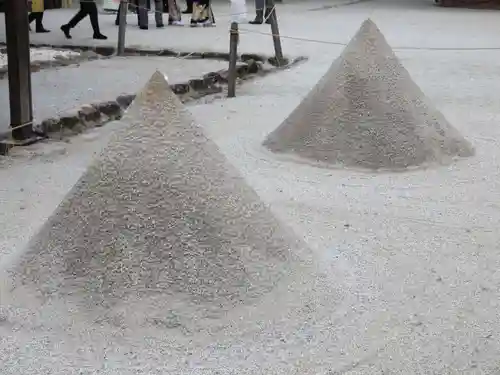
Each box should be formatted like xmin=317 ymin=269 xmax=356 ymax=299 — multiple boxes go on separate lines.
xmin=0 ymin=43 xmax=292 ymax=80
xmin=29 ymin=55 xmax=306 ymax=140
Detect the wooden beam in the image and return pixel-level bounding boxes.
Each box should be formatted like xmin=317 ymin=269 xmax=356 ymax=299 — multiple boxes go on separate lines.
xmin=5 ymin=0 xmax=34 ymax=140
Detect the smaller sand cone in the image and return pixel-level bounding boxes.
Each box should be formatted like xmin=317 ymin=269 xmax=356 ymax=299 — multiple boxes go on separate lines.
xmin=263 ymin=19 xmax=474 ymax=171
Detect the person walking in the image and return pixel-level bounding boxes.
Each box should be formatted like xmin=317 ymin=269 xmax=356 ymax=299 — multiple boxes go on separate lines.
xmin=249 ymin=0 xmax=271 ymax=24
xmin=190 ymin=0 xmax=214 ymax=27
xmin=28 ymin=0 xmax=50 ymax=33
xmin=114 ymin=0 xmax=140 ymax=26
xmin=136 ymin=0 xmax=164 ymax=29
xmin=28 ymin=12 xmax=50 ymax=32
xmin=167 ymin=0 xmax=184 ymax=26
xmin=60 ymin=0 xmax=107 ymax=40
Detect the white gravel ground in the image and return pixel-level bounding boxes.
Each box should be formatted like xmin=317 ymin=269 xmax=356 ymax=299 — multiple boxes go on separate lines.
xmin=2 ymin=0 xmax=500 ymax=373
xmin=0 ymin=47 xmax=80 ymax=69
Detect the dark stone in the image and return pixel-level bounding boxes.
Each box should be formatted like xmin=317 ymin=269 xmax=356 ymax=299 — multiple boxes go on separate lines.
xmin=93 ymin=46 xmax=116 ymax=57
xmin=178 ymin=52 xmax=203 ymax=59
xmin=78 ymin=105 xmax=102 ymax=125
xmin=170 ymin=83 xmax=190 ymax=95
xmin=214 ymin=69 xmax=229 ymax=83
xmin=236 ymin=63 xmax=249 ymax=77
xmin=246 ymin=59 xmax=259 ymax=74
xmin=202 ymin=51 xmax=228 ymax=60
xmin=241 ymin=53 xmax=266 ymax=62
xmin=203 ymin=71 xmax=223 ymax=84
xmin=59 ymin=113 xmax=81 ymax=130
xmin=35 ymin=117 xmax=61 ymax=135
xmin=188 ymin=78 xmax=206 ymax=91
xmin=95 ymin=101 xmax=122 ymax=118
xmin=268 ymin=56 xmax=290 ymax=67
xmin=435 ymin=0 xmax=500 ymax=7
xmin=157 ymin=49 xmax=177 ymax=57
xmin=116 ymin=94 xmax=136 ymax=108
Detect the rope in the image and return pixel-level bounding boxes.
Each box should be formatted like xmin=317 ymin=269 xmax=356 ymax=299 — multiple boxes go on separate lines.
xmin=4 ymin=1 xmax=499 ymax=143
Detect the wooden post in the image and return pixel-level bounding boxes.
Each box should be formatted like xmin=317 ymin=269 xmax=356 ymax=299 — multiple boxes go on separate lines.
xmin=117 ymin=0 xmax=128 ymax=56
xmin=227 ymin=22 xmax=239 ymax=98
xmin=5 ymin=0 xmax=34 ymax=141
xmin=266 ymin=0 xmax=284 ymax=66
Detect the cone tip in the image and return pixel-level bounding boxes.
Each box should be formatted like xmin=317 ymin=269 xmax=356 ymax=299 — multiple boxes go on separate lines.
xmin=150 ymin=70 xmax=169 ymax=84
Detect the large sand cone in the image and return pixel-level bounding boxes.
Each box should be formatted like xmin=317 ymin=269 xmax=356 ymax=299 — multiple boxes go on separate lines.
xmin=263 ymin=19 xmax=474 ymax=171
xmin=1 ymin=72 xmax=309 ymax=327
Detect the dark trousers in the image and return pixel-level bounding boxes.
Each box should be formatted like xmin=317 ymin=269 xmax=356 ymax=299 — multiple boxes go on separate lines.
xmin=255 ymin=0 xmax=265 ymax=11
xmin=136 ymin=0 xmax=163 ymax=27
xmin=68 ymin=1 xmax=101 ymax=34
xmin=28 ymin=11 xmax=44 ymax=28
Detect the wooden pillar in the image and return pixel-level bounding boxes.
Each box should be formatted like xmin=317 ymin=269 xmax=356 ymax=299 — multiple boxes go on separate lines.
xmin=5 ymin=0 xmax=34 ymax=140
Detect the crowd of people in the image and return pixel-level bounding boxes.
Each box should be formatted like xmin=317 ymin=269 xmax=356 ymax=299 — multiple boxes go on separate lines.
xmin=27 ymin=0 xmax=269 ymax=40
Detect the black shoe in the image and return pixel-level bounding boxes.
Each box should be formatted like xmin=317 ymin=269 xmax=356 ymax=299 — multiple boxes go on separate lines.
xmin=61 ymin=24 xmax=71 ymax=39
xmin=249 ymin=17 xmax=263 ymax=24
xmin=93 ymin=33 xmax=108 ymax=40
xmin=139 ymin=25 xmax=148 ymax=29
xmin=249 ymin=10 xmax=263 ymax=24
xmin=156 ymin=23 xmax=164 ymax=28
xmin=36 ymin=26 xmax=50 ymax=33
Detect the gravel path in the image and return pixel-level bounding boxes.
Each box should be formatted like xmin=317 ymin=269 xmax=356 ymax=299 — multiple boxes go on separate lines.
xmin=0 ymin=56 xmax=227 ymax=134
xmin=2 ymin=0 xmax=500 ymax=373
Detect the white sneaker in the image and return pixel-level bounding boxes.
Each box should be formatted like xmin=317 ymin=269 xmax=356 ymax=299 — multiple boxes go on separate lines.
xmin=169 ymin=20 xmax=184 ymax=26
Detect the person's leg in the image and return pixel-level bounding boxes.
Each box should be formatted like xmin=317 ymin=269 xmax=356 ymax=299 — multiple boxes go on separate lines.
xmin=115 ymin=2 xmax=122 ymax=25
xmin=193 ymin=0 xmax=211 ymax=26
xmin=35 ymin=11 xmax=50 ymax=32
xmin=264 ymin=0 xmax=273 ymax=24
xmin=28 ymin=12 xmax=35 ymax=31
xmin=249 ymin=0 xmax=264 ymax=24
xmin=189 ymin=0 xmax=200 ymax=26
xmin=28 ymin=12 xmax=37 ymax=24
xmin=137 ymin=0 xmax=149 ymax=28
xmin=153 ymin=0 xmax=164 ymax=26
xmin=167 ymin=0 xmax=183 ymax=25
xmin=182 ymin=0 xmax=193 ymax=14
xmin=87 ymin=1 xmax=107 ymax=39
xmin=207 ymin=1 xmax=214 ymax=25
xmin=61 ymin=4 xmax=88 ymax=38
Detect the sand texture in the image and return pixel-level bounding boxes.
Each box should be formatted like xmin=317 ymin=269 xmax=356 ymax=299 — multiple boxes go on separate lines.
xmin=0 ymin=72 xmax=318 ymax=374
xmin=263 ymin=19 xmax=475 ymax=171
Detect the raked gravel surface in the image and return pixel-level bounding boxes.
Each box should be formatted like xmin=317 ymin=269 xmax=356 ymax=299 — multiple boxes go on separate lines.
xmin=2 ymin=0 xmax=500 ymax=373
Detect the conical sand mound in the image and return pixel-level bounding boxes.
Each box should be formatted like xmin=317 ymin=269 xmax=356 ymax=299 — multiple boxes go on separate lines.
xmin=2 ymin=72 xmax=308 ymax=321
xmin=263 ymin=19 xmax=474 ymax=171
